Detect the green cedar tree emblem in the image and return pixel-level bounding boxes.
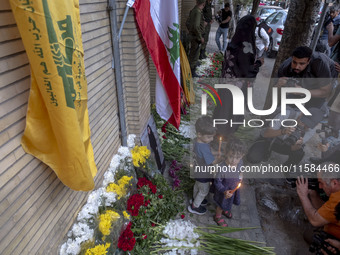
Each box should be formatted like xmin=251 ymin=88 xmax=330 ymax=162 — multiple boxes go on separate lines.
xmin=166 ymin=23 xmax=180 ymax=68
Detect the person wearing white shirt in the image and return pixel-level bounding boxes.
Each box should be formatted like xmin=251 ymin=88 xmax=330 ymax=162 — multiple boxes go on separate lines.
xmin=255 ymin=26 xmax=270 ymax=58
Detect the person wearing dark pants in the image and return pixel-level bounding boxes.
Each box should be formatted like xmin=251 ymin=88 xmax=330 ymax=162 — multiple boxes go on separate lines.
xmin=188 ymin=0 xmax=205 ymax=76
xmin=200 ymin=0 xmax=213 ymax=59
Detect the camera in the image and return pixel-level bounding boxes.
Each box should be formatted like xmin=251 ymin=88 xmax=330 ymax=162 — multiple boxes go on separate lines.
xmin=284 ymin=125 xmax=305 ymax=146
xmin=215 ymin=14 xmax=222 ymax=23
xmin=309 ymin=230 xmax=340 ymax=255
xmin=290 ymin=178 xmax=319 ymax=191
xmin=285 ymin=77 xmax=299 ymax=87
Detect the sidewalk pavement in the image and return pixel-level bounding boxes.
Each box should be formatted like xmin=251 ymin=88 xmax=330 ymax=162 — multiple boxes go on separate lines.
xmin=187 ymin=21 xmax=270 ymax=251
xmin=187 ymin=179 xmax=267 ymax=244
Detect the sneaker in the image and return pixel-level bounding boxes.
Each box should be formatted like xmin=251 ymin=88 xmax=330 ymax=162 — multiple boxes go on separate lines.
xmin=188 ymin=204 xmax=207 ymax=215
xmin=189 ymin=199 xmax=208 ymax=206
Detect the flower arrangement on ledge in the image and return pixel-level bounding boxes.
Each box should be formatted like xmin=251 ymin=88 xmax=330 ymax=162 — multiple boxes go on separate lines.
xmin=195 ymin=52 xmax=224 ymax=78
xmin=60 ymin=132 xmax=275 ymax=255
xmin=60 ymin=135 xmax=184 ymax=255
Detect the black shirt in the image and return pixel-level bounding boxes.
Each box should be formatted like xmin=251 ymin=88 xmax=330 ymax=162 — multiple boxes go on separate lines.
xmin=278 ymin=52 xmax=338 ymax=108
xmin=220 ymin=9 xmax=232 ymax=28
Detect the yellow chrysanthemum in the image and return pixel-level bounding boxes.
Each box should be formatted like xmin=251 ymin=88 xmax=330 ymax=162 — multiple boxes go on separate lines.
xmin=106 ymin=176 xmax=132 ymax=199
xmin=85 ymin=243 xmax=110 ymax=255
xmin=118 ymin=176 xmax=133 ymax=187
xmin=99 ymin=210 xmax=120 ymax=236
xmin=131 ymin=146 xmax=150 ymax=167
xmin=123 ymin=211 xmax=130 ymax=220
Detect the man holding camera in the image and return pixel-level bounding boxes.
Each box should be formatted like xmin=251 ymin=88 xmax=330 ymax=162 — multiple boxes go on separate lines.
xmin=247 ymin=108 xmax=324 ymax=167
xmin=277 ymin=46 xmax=337 ymax=109
xmin=215 ymin=3 xmax=232 ymax=54
xmin=296 ymin=165 xmax=340 ymax=253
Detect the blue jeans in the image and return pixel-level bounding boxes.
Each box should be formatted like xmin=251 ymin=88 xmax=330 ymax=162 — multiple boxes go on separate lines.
xmin=215 ymin=26 xmax=229 ymax=52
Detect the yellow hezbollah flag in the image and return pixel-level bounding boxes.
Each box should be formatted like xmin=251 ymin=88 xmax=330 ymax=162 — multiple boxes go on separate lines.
xmin=10 ymin=0 xmax=97 ymax=190
xmin=180 ymin=41 xmax=195 ymax=105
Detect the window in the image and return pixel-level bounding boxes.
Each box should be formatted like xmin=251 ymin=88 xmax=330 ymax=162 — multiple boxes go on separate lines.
xmin=265 ymin=12 xmax=277 ymax=24
xmin=271 ymin=12 xmax=283 ymax=24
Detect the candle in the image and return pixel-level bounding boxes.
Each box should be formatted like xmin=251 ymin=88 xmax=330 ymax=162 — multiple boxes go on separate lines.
xmin=230 ymin=183 xmax=241 ymax=194
xmin=218 ymin=137 xmax=222 ymax=156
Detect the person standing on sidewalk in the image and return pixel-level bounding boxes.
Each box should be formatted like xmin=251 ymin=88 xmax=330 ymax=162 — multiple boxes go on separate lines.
xmin=200 ymin=0 xmax=213 ymax=59
xmin=255 ymin=24 xmax=270 ymax=59
xmin=188 ymin=0 xmax=205 ymax=76
xmin=215 ymin=3 xmax=232 ymax=54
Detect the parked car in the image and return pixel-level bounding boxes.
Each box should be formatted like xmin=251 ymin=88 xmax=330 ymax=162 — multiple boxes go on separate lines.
xmin=264 ymin=9 xmax=287 ymax=58
xmin=255 ymin=5 xmax=283 ymax=23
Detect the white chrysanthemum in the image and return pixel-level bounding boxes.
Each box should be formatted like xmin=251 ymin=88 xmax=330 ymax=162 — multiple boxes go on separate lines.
xmin=179 ymin=121 xmax=195 ymax=139
xmin=160 ymin=219 xmax=200 ymax=253
xmin=195 ymin=55 xmax=213 ymax=76
xmin=102 ymin=190 xmax=117 ymax=207
xmin=110 ymin=154 xmax=122 ymax=170
xmin=59 ymin=243 xmax=67 ymax=255
xmin=127 ymin=134 xmax=136 ymax=148
xmin=87 ymin=188 xmax=104 ymax=207
xmin=65 ymin=240 xmax=81 ymax=255
xmin=77 ymin=203 xmax=99 ymax=222
xmin=118 ymin=146 xmax=131 ymax=158
xmin=67 ymin=230 xmax=72 ymax=238
xmin=71 ymin=222 xmax=93 ymax=240
xmin=102 ymin=170 xmax=115 ymax=186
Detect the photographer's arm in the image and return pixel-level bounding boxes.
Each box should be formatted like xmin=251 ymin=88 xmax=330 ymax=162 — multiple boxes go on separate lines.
xmin=221 ymin=16 xmax=231 ymax=24
xmin=327 ymin=23 xmax=340 ymax=47
xmin=296 ymin=176 xmax=330 ymax=227
xmin=308 ymin=190 xmax=325 ymax=209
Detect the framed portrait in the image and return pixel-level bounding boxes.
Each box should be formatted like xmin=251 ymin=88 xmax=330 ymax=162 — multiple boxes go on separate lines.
xmin=140 ymin=116 xmax=166 ymax=173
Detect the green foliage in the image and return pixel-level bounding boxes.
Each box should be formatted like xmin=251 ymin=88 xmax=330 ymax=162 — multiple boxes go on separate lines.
xmin=130 ymin=174 xmax=184 ymax=255
xmin=233 ymin=0 xmax=253 ymax=6
xmin=151 ymin=106 xmax=190 ymax=162
xmin=175 ymin=164 xmax=195 ymax=194
xmin=196 ymin=226 xmax=275 ymax=254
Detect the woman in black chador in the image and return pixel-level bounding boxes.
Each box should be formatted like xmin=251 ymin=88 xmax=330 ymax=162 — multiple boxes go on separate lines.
xmin=213 ymin=15 xmax=263 ymax=137
xmin=147 ymin=125 xmax=162 ymax=170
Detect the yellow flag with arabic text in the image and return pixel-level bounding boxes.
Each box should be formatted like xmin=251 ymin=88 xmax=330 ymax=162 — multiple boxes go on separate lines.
xmin=10 ymin=0 xmax=97 ymax=191
xmin=180 ymin=41 xmax=195 ymax=105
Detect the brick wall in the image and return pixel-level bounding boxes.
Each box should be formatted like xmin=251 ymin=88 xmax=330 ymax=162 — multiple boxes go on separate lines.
xmin=0 ymin=0 xmax=152 ymax=254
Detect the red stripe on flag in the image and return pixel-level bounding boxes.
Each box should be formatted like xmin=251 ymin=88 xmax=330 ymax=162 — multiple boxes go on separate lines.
xmin=133 ymin=0 xmax=181 ymax=129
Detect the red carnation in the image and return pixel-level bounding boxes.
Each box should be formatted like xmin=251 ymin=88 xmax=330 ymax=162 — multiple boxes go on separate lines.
xmin=181 ymin=214 xmax=185 ymax=219
xmin=144 ymin=199 xmax=151 ymax=206
xmin=158 ymin=194 xmax=163 ymax=199
xmin=127 ymin=194 xmax=144 ymax=216
xmin=151 ymin=223 xmax=156 ymax=227
xmin=142 ymin=234 xmax=147 ymax=240
xmin=118 ymin=222 xmax=136 ymax=251
xmin=137 ymin=178 xmax=157 ymax=194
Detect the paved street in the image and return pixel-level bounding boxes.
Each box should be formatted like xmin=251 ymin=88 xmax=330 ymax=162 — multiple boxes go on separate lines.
xmin=186 ymin=21 xmax=271 ymax=252
xmin=189 ymin=21 xmax=312 ymax=255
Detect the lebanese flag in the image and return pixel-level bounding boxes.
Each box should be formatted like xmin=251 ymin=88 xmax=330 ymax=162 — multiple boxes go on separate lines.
xmin=132 ymin=0 xmax=181 ymax=129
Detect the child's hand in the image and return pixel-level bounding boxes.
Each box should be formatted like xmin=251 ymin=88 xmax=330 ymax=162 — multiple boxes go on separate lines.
xmin=224 ymin=190 xmax=233 ymax=199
